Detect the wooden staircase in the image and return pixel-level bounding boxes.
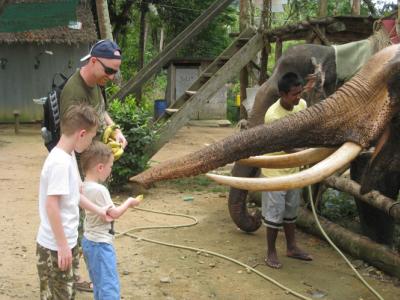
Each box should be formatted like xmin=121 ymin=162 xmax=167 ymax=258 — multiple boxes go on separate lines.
xmin=111 ymin=0 xmax=235 ymax=101
xmin=147 ymin=28 xmax=264 ymax=157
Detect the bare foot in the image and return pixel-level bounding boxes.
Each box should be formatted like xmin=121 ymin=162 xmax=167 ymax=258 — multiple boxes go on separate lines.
xmin=287 ymin=247 xmax=313 ymax=261
xmin=265 ymin=253 xmax=282 ymax=269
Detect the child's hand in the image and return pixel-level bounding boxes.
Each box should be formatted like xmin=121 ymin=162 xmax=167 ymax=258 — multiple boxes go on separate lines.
xmin=58 ymin=244 xmax=72 ymax=271
xmin=129 ymin=194 xmax=143 ymax=207
xmin=100 ymin=205 xmax=114 ymax=222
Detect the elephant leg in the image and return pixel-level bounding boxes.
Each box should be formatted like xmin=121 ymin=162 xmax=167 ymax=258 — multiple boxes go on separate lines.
xmin=350 ymin=153 xmax=397 ymax=246
xmin=228 ymin=163 xmax=261 ymax=232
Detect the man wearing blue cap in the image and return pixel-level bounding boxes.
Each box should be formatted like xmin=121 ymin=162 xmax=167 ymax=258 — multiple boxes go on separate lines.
xmin=60 ymin=39 xmax=127 ymax=292
xmin=60 ymin=39 xmax=127 ymax=147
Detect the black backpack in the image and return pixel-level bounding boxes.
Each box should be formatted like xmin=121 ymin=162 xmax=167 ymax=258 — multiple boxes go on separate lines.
xmin=41 ymin=73 xmax=69 ymax=151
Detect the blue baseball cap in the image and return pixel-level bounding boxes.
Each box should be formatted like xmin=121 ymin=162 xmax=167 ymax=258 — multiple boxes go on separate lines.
xmin=80 ymin=39 xmax=122 ymax=61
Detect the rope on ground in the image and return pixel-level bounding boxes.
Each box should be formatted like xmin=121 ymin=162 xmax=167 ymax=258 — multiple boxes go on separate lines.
xmin=306 ymin=186 xmax=384 ymax=300
xmin=114 ymin=205 xmax=311 ymax=300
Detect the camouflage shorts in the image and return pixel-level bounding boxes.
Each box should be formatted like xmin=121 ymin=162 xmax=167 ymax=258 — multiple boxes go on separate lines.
xmin=72 ymin=207 xmax=86 ymax=280
xmin=36 ymin=243 xmax=78 ymax=300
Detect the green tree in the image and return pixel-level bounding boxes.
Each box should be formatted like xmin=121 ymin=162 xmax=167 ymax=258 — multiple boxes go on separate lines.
xmin=155 ymin=0 xmax=237 ymax=58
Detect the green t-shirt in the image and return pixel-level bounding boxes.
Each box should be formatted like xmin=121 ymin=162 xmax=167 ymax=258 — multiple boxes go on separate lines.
xmin=60 ymin=69 xmax=106 ymax=127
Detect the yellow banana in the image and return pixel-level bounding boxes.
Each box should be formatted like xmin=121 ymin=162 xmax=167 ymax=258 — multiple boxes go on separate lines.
xmin=110 ymin=146 xmax=117 ymax=154
xmin=110 ymin=125 xmax=120 ymax=140
xmin=108 ymin=141 xmax=121 ymax=148
xmin=102 ymin=125 xmax=113 ymax=143
xmin=110 ymin=129 xmax=118 ymax=140
xmin=103 ymin=124 xmax=123 ymax=160
xmin=113 ymin=147 xmax=124 ymax=160
xmin=102 ymin=125 xmax=120 ymax=144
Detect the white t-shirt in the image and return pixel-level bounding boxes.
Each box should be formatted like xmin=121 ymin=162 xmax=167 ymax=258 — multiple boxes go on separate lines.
xmin=83 ymin=181 xmax=115 ymax=244
xmin=36 ymin=147 xmax=81 ymax=251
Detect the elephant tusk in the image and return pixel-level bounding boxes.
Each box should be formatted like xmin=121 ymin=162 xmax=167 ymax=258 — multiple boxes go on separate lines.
xmin=237 ymin=147 xmax=336 ymax=168
xmin=206 ymin=142 xmax=362 ymax=191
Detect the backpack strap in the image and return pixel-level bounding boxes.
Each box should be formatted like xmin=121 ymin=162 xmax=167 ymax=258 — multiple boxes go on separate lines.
xmin=51 ymin=73 xmax=68 ymax=89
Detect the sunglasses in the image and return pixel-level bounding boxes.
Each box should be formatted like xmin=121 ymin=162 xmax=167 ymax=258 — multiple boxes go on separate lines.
xmin=96 ymin=59 xmax=118 ymax=75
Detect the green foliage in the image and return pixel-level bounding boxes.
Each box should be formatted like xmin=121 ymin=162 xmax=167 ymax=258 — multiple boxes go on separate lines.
xmin=106 ymin=96 xmax=160 ymax=191
xmin=141 ymin=73 xmax=168 ymax=106
xmin=281 ymin=0 xmax=371 ymax=22
xmin=265 ymin=40 xmax=305 ymax=76
xmin=155 ymin=0 xmax=236 ymax=58
xmin=320 ymin=188 xmax=358 ymax=221
xmin=118 ymin=19 xmax=140 ymax=80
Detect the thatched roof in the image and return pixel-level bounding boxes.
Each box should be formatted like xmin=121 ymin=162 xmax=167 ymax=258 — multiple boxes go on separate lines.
xmin=0 ymin=4 xmax=97 ymax=44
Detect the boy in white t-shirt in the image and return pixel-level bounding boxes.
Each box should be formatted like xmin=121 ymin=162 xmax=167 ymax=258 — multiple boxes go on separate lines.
xmin=36 ymin=103 xmax=113 ymax=299
xmin=80 ymin=141 xmax=141 ymax=300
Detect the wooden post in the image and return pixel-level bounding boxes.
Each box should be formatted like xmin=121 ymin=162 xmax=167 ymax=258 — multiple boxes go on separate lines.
xmin=318 ymin=0 xmax=328 ymax=17
xmin=159 ymin=27 xmax=164 ymax=52
xmin=258 ymin=0 xmax=271 ymax=85
xmin=95 ymin=0 xmax=113 ymax=40
xmin=239 ymin=0 xmax=251 ymax=120
xmin=258 ymin=45 xmax=269 ymax=85
xmin=275 ymin=38 xmax=282 ymax=63
xmin=351 ymin=0 xmax=361 ymax=16
xmin=137 ymin=0 xmax=149 ymax=105
xmin=13 ymin=110 xmax=20 ymax=134
xmin=316 ymin=0 xmax=329 ymax=45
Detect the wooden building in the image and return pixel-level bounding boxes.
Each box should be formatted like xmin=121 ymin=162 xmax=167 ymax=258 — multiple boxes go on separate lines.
xmin=0 ymin=1 xmax=97 ymax=122
xmin=165 ymin=58 xmax=227 ymax=120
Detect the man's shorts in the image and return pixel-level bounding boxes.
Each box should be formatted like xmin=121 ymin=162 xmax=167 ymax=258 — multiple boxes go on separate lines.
xmin=36 ymin=243 xmax=78 ymax=300
xmin=261 ymin=189 xmax=301 ymax=229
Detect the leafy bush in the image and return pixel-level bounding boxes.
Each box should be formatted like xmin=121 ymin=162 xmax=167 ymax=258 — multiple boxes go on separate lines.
xmin=107 ymin=96 xmax=159 ymax=191
xmin=320 ymin=188 xmax=358 ymax=221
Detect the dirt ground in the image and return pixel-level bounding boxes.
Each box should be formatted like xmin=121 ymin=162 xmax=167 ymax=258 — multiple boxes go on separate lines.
xmin=1 ymin=123 xmax=400 ymax=300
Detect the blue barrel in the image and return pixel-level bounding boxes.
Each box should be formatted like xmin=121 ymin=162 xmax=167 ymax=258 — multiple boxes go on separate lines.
xmin=154 ymin=99 xmax=167 ymax=119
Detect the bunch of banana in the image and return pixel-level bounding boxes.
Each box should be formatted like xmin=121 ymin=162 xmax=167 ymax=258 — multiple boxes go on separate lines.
xmin=102 ymin=125 xmax=124 ymax=160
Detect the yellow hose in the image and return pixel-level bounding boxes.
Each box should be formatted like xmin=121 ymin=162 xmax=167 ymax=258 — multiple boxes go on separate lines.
xmin=306 ymin=186 xmax=384 ymax=300
xmin=115 ymin=205 xmax=311 ymax=300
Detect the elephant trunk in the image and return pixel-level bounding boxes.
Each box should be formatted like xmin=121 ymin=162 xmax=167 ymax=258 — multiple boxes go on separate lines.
xmin=228 ymin=164 xmax=261 ymax=232
xmin=131 ymin=101 xmax=344 ymax=188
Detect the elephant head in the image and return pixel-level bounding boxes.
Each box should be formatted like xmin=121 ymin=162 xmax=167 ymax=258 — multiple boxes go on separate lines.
xmin=131 ymin=45 xmax=400 ymax=199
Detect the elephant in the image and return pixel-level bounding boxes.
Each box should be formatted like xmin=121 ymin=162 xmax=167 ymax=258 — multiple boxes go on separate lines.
xmin=225 ymin=27 xmax=397 ymax=245
xmin=132 ymin=34 xmax=400 ymax=246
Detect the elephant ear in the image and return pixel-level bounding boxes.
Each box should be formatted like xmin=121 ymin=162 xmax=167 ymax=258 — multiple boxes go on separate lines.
xmin=360 ymin=118 xmax=400 ymax=194
xmin=302 ymin=57 xmax=327 ymax=106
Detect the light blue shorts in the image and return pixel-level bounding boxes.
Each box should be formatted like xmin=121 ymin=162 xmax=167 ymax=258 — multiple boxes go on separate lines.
xmin=261 ymin=189 xmax=301 ymax=229
xmin=82 ymin=237 xmax=120 ymax=300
